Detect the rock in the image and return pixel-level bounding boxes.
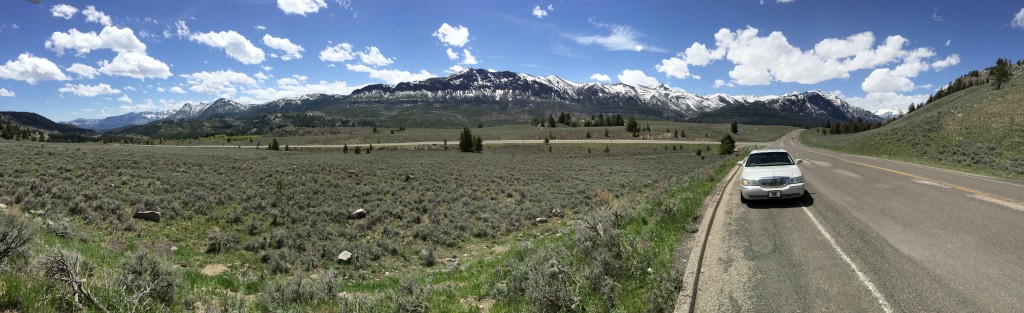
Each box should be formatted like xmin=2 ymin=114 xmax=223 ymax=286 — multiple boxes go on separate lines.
xmin=132 ymin=211 xmax=161 ymax=222
xmin=170 ymin=246 xmax=178 ymax=252
xmin=349 ymin=209 xmax=367 ymax=219
xmin=0 ymin=203 xmax=7 ymax=209
xmin=404 ymin=174 xmax=414 ymax=182
xmin=535 ymin=217 xmax=548 ymax=224
xmin=338 ymin=251 xmax=353 ymax=264
xmin=550 ymin=208 xmax=563 ymax=217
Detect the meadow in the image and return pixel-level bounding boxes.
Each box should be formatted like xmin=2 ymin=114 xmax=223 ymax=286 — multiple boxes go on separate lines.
xmin=0 ymin=134 xmax=742 ymax=312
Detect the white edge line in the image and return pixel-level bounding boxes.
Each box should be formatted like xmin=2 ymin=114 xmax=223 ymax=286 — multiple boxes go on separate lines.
xmin=801 ymin=206 xmax=894 ymax=313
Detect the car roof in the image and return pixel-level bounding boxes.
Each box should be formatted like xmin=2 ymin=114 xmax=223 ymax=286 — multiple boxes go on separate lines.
xmin=749 ymin=148 xmax=790 ymax=154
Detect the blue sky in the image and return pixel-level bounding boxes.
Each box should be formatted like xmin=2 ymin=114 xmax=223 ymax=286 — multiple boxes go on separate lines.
xmin=1 ymin=0 xmax=1023 ymax=122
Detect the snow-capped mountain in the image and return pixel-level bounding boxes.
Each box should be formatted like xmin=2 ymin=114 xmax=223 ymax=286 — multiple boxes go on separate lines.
xmin=872 ymin=108 xmax=902 ymax=120
xmin=168 ymin=98 xmax=247 ymax=120
xmin=67 ymin=110 xmax=174 ymax=131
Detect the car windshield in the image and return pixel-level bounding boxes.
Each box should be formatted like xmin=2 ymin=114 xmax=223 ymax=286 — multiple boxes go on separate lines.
xmin=745 ymin=152 xmax=795 ymax=167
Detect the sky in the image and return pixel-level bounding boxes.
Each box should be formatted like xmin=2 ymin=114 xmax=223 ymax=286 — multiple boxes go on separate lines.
xmin=1 ymin=0 xmax=1023 ymax=122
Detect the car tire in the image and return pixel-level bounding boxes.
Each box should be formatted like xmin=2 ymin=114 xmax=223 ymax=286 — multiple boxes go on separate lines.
xmin=740 ymin=194 xmax=748 ymax=204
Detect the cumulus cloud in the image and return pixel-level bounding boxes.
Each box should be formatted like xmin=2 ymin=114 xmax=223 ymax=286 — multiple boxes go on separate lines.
xmin=449 ymin=65 xmax=465 ymax=73
xmin=46 ymin=26 xmax=147 ymax=56
xmin=931 ymin=54 xmax=959 ymax=70
xmin=862 ymin=68 xmax=915 ymax=93
xmin=0 ymin=88 xmax=14 ymax=97
xmin=98 ymin=52 xmax=172 ymax=79
xmin=571 ymin=21 xmax=663 ymax=52
xmin=168 ymin=86 xmax=186 ymax=93
xmin=845 ymin=92 xmax=929 ymax=112
xmin=532 ymin=5 xmax=548 ymax=19
xmin=190 ymin=30 xmax=266 ymax=64
xmin=1012 ymin=8 xmax=1024 ymax=29
xmin=446 ymin=48 xmax=459 ymax=60
xmin=262 ymin=34 xmax=304 ymax=60
xmin=0 ymin=53 xmax=70 ymax=84
xmin=617 ymin=69 xmax=659 ymax=86
xmin=461 ymin=49 xmax=478 ymax=65
xmin=50 ymin=4 xmax=78 ymax=19
xmin=58 ymin=83 xmax=120 ymax=97
xmin=175 ymin=20 xmax=190 ymax=38
xmin=433 ymin=23 xmax=470 ymax=47
xmin=118 ymin=95 xmax=132 ymax=103
xmin=345 ymin=64 xmax=433 ymax=85
xmin=180 ymin=70 xmax=257 ymax=97
xmin=356 ymin=46 xmax=394 ymax=66
xmin=67 ymin=63 xmax=98 ymax=79
xmin=590 ymin=73 xmax=611 ymax=82
xmin=713 ymin=79 xmax=734 ymax=88
xmin=319 ymin=43 xmax=355 ymax=62
xmin=656 ymin=57 xmax=693 ymax=80
xmin=245 ymin=79 xmax=356 ymax=102
xmin=277 ymin=0 xmax=327 ymax=16
xmin=82 ymin=6 xmax=112 ymax=26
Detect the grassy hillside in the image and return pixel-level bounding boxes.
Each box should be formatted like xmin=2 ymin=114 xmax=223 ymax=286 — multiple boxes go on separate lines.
xmin=801 ymin=73 xmax=1024 ymax=180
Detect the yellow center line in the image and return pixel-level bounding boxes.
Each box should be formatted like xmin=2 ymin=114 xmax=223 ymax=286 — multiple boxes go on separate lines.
xmin=801 ymin=149 xmax=1024 ymax=207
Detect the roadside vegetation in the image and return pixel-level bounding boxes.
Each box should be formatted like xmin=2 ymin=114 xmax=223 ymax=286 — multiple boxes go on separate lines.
xmin=802 ymin=59 xmax=1024 ymax=180
xmin=0 ymin=132 xmax=743 ymax=311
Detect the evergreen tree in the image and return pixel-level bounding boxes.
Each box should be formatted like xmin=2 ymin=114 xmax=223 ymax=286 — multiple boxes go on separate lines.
xmin=547 ymin=114 xmax=557 ymax=128
xmin=473 ymin=136 xmax=483 ymax=153
xmin=443 ymin=139 xmax=448 ymax=150
xmin=625 ymin=116 xmax=639 ymax=132
xmin=355 ymin=146 xmax=362 ymax=154
xmin=459 ymin=127 xmax=474 ymax=152
xmin=730 ymin=121 xmax=739 ymax=134
xmin=991 ymin=58 xmax=1014 ymax=90
xmin=368 ymin=144 xmax=373 ymax=153
xmin=586 ymin=131 xmax=592 ymax=138
xmin=719 ymin=134 xmax=736 ymax=155
xmin=604 ymin=128 xmax=610 ymax=137
xmin=269 ymin=138 xmax=280 ymax=151
xmin=477 ymin=122 xmax=483 ymax=128
xmin=603 ymin=145 xmax=610 ymax=153
xmin=343 ymin=144 xmax=348 ymax=153
xmin=285 ymin=145 xmax=290 ymax=151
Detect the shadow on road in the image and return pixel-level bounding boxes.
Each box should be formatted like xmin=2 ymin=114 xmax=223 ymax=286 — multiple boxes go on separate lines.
xmin=744 ymin=191 xmax=815 ymax=209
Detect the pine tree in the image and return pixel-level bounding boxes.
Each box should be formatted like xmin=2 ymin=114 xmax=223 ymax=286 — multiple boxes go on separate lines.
xmin=730 ymin=121 xmax=739 ymax=134
xmin=459 ymin=127 xmax=474 ymax=152
xmin=473 ymin=136 xmax=483 ymax=153
xmin=343 ymin=144 xmax=348 ymax=153
xmin=586 ymin=131 xmax=592 ymax=138
xmin=625 ymin=116 xmax=639 ymax=132
xmin=477 ymin=122 xmax=483 ymax=128
xmin=367 ymin=144 xmax=373 ymax=153
xmin=547 ymin=115 xmax=557 ymax=128
xmin=991 ymin=58 xmax=1014 ymax=90
xmin=603 ymin=145 xmax=609 ymax=153
xmin=604 ymin=128 xmax=610 ymax=137
xmin=355 ymin=146 xmax=362 ymax=154
xmin=719 ymin=134 xmax=736 ymax=155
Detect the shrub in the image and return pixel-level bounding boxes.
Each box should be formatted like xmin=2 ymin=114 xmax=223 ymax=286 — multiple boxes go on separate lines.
xmin=109 ymin=250 xmax=179 ymax=311
xmin=0 ymin=212 xmax=35 ymax=264
xmin=419 ymin=248 xmax=435 ymax=267
xmin=719 ymin=135 xmax=735 ymax=155
xmin=206 ymin=227 xmax=240 ymax=254
xmin=393 ymin=276 xmax=429 ymax=313
xmin=35 ymin=248 xmax=105 ymax=312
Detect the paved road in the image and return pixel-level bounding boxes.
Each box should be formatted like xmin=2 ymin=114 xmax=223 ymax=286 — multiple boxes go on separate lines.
xmin=694 ymin=130 xmax=1024 ymax=312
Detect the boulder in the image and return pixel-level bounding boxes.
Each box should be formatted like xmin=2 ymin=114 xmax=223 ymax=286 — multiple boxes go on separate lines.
xmin=349 ymin=209 xmax=367 ymax=219
xmin=535 ymin=217 xmax=548 ymax=224
xmin=338 ymin=251 xmax=353 ymax=264
xmin=0 ymin=203 xmax=8 ymax=209
xmin=550 ymin=208 xmax=563 ymax=217
xmin=133 ymin=211 xmax=162 ymax=222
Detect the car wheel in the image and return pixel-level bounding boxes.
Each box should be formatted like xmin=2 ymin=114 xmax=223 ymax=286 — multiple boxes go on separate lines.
xmin=740 ymin=194 xmax=748 ymax=203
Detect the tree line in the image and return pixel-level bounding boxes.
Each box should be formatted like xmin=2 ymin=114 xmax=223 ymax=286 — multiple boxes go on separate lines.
xmin=530 ymin=112 xmax=626 ymax=128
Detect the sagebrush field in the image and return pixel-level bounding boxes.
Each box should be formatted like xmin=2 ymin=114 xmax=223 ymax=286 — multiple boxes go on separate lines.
xmin=0 ymin=136 xmax=740 ymax=312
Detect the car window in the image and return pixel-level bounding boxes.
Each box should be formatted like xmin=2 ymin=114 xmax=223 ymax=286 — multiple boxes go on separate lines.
xmin=745 ymin=152 xmax=794 ymax=167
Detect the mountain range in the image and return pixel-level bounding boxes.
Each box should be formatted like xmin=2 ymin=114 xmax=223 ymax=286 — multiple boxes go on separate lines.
xmin=70 ymin=68 xmax=880 ymax=135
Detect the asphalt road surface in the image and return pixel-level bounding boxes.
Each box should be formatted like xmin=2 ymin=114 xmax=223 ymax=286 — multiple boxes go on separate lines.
xmin=694 ymin=130 xmax=1024 ymax=312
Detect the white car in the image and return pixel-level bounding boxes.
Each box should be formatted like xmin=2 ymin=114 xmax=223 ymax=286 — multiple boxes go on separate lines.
xmin=738 ymin=148 xmax=806 ymax=203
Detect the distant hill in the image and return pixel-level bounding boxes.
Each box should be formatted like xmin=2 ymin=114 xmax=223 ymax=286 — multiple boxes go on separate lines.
xmin=1 ymin=111 xmax=95 ymax=134
xmin=110 ymin=69 xmax=879 ymax=137
xmin=801 ymin=64 xmax=1024 ymax=179
xmin=67 ymin=111 xmax=173 ymax=131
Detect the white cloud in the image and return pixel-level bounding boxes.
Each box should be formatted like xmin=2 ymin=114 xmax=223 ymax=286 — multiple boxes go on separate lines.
xmin=98 ymin=52 xmax=172 ymax=79
xmin=446 ymin=48 xmax=459 ymax=60
xmin=67 ymin=63 xmax=98 ymax=79
xmin=683 ymin=42 xmax=717 ymax=66
xmin=713 ymin=79 xmax=734 ymax=88
xmin=82 ymin=6 xmax=112 ymax=26
xmin=50 ymin=4 xmax=78 ymax=19
xmin=572 ymin=22 xmax=664 ymax=52
xmin=589 ymin=73 xmax=611 ymax=82
xmin=656 ymin=57 xmax=693 ymax=79
xmin=0 ymin=53 xmax=70 ymax=84
xmin=356 ymin=46 xmax=394 ymax=66
xmin=1012 ymin=8 xmax=1024 ymax=29
xmin=254 ymin=72 xmax=269 ymax=82
xmin=180 ymin=70 xmax=257 ymax=97
xmin=58 ymin=83 xmax=120 ymax=97
xmin=175 ymin=20 xmax=190 ymax=38
xmin=45 ymin=26 xmax=147 ymax=56
xmin=433 ymin=23 xmax=470 ymax=47
xmin=0 ymin=88 xmax=14 ymax=97
xmin=190 ymin=30 xmax=266 ymax=64
xmin=461 ymin=49 xmax=478 ymax=65
xmin=255 ymin=25 xmax=267 ymax=30
xmin=449 ymin=65 xmax=465 ymax=73
xmin=277 ymin=0 xmax=327 ymax=16
xmin=845 ymin=92 xmax=929 ymax=112
xmin=813 ymin=31 xmax=874 ymax=59
xmin=932 ymin=7 xmax=944 ymax=22
xmin=168 ymin=86 xmax=186 ymax=93
xmin=245 ymin=79 xmax=356 ymax=102
xmin=617 ymin=69 xmax=659 ymax=86
xmin=945 ymin=39 xmax=951 ymax=46
xmin=777 ymin=0 xmax=795 ymax=3
xmin=931 ymin=54 xmax=959 ymax=70
xmin=319 ymin=43 xmax=355 ymax=62
xmin=262 ymin=34 xmax=304 ymax=61
xmin=345 ymin=64 xmax=434 ymax=85
xmin=862 ymin=68 xmax=914 ymax=93
xmin=118 ymin=95 xmax=132 ymax=103
xmin=532 ymin=5 xmax=548 ymax=19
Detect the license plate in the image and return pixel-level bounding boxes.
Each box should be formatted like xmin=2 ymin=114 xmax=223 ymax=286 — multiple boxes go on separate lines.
xmin=768 ymin=191 xmax=782 ymax=198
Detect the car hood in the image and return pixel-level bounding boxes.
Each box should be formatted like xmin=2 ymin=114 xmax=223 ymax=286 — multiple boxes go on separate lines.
xmin=741 ymin=165 xmax=802 ymax=179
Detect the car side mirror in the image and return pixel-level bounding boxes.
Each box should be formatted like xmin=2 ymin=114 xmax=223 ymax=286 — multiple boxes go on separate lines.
xmin=736 ymin=160 xmax=744 ymax=166
xmin=795 ymin=159 xmax=803 ymax=164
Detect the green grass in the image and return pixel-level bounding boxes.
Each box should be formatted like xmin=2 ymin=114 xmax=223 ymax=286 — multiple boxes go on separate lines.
xmin=801 ymin=74 xmax=1024 ymax=180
